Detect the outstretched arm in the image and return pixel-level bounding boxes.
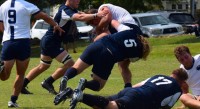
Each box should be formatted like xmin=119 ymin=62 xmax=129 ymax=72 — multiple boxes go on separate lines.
xmin=34 ymin=11 xmax=65 ymax=35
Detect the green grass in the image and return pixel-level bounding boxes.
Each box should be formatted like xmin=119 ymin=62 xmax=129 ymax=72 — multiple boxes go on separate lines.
xmin=1 ymin=35 xmax=199 ymax=109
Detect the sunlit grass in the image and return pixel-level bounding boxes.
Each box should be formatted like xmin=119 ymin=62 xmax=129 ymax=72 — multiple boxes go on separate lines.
xmin=0 ymin=35 xmax=199 ymax=109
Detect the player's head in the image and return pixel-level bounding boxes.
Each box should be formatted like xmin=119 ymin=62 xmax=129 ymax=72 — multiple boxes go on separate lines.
xmin=84 ymin=9 xmax=101 ymax=26
xmin=171 ymin=68 xmax=188 ymax=84
xmin=66 ymin=0 xmax=80 ymax=9
xmin=139 ymin=35 xmax=151 ymax=60
xmin=174 ymin=45 xmax=193 ymax=68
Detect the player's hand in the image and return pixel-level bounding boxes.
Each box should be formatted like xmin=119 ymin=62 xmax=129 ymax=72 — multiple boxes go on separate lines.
xmin=96 ymin=11 xmax=106 ymax=18
xmin=53 ymin=24 xmax=65 ymax=36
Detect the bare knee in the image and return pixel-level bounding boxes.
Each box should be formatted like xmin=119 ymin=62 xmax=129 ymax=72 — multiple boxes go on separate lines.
xmin=0 ymin=71 xmax=10 ymax=81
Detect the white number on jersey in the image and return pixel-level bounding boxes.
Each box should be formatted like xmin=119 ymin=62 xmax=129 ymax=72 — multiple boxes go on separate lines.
xmin=124 ymin=39 xmax=137 ymax=47
xmin=151 ymin=76 xmax=172 ymax=85
xmin=8 ymin=10 xmax=16 ymax=24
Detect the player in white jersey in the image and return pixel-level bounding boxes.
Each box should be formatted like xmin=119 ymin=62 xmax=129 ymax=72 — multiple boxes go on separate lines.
xmin=85 ymin=4 xmax=143 ymax=88
xmin=0 ymin=0 xmax=64 ymax=107
xmin=174 ymin=45 xmax=200 ymax=109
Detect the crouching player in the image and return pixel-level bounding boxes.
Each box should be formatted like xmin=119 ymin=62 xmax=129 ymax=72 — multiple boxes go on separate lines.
xmin=68 ymin=68 xmax=188 ymax=109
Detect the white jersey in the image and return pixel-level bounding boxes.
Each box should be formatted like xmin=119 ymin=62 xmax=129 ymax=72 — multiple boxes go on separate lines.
xmin=0 ymin=0 xmax=40 ymax=42
xmin=180 ymin=54 xmax=200 ymax=95
xmin=98 ymin=4 xmax=137 ymax=25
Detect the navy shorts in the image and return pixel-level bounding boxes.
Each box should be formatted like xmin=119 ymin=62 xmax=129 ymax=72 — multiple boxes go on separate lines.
xmin=1 ymin=39 xmax=31 ymax=61
xmin=108 ymin=87 xmax=144 ymax=109
xmin=40 ymin=36 xmax=64 ymax=58
xmin=108 ymin=87 xmax=159 ymax=109
xmin=80 ymin=41 xmax=115 ymax=80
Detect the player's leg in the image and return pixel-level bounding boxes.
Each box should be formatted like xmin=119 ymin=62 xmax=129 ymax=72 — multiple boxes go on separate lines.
xmin=8 ymin=59 xmax=29 ymax=107
xmin=9 ymin=39 xmax=31 ymax=107
xmin=41 ymin=50 xmax=74 ymax=94
xmin=86 ymin=73 xmax=107 ymax=91
xmin=22 ymin=54 xmax=52 ymax=94
xmin=70 ymin=92 xmax=117 ymax=109
xmin=0 ymin=60 xmax=15 ymax=81
xmin=0 ymin=41 xmax=15 ymax=81
xmin=59 ymin=58 xmax=90 ymax=92
xmin=118 ymin=59 xmax=132 ymax=88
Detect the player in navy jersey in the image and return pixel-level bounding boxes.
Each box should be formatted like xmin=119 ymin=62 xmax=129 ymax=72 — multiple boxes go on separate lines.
xmin=55 ymin=19 xmax=150 ymax=103
xmin=59 ymin=68 xmax=188 ymax=109
xmin=85 ymin=4 xmax=143 ymax=88
xmin=21 ymin=0 xmax=106 ymax=95
xmin=0 ymin=0 xmax=64 ymax=107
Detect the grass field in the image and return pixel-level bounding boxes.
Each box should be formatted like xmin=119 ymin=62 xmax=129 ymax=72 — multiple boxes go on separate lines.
xmin=0 ymin=35 xmax=199 ymax=109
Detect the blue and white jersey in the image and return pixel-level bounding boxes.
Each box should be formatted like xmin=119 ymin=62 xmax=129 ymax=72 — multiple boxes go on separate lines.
xmin=0 ymin=0 xmax=40 ymax=42
xmin=44 ymin=4 xmax=78 ymax=42
xmin=180 ymin=54 xmax=200 ymax=95
xmin=139 ymin=75 xmax=182 ymax=108
xmin=98 ymin=4 xmax=137 ymax=25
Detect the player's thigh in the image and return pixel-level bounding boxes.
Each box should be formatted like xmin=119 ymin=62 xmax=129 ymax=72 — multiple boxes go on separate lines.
xmin=118 ymin=59 xmax=130 ymax=68
xmin=16 ymin=58 xmax=30 ymax=75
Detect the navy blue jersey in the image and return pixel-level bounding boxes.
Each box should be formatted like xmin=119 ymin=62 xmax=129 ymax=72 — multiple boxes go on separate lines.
xmin=100 ymin=29 xmax=143 ymax=62
xmin=139 ymin=75 xmax=182 ymax=108
xmin=44 ymin=4 xmax=78 ymax=42
xmin=109 ymin=75 xmax=182 ymax=109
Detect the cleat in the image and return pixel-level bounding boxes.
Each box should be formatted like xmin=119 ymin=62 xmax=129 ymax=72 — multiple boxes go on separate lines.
xmin=41 ymin=80 xmax=57 ymax=95
xmin=69 ymin=78 xmax=87 ymax=109
xmin=54 ymin=87 xmax=73 ymax=105
xmin=59 ymin=76 xmax=68 ymax=92
xmin=21 ymin=87 xmax=33 ymax=94
xmin=0 ymin=61 xmax=4 ymax=74
xmin=69 ymin=89 xmax=83 ymax=109
xmin=8 ymin=101 xmax=19 ymax=108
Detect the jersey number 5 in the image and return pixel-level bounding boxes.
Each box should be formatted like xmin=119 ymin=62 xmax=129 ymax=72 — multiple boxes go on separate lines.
xmin=124 ymin=39 xmax=137 ymax=47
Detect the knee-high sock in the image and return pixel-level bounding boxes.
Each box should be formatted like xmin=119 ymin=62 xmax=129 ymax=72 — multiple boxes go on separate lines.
xmin=85 ymin=80 xmax=101 ymax=91
xmin=82 ymin=94 xmax=109 ymax=108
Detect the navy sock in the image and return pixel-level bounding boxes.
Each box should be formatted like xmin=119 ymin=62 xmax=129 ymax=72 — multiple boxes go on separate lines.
xmin=23 ymin=78 xmax=30 ymax=87
xmin=85 ymin=80 xmax=100 ymax=91
xmin=45 ymin=76 xmax=55 ymax=84
xmin=124 ymin=83 xmax=132 ymax=88
xmin=64 ymin=67 xmax=78 ymax=79
xmin=82 ymin=94 xmax=109 ymax=108
xmin=10 ymin=95 xmax=18 ymax=103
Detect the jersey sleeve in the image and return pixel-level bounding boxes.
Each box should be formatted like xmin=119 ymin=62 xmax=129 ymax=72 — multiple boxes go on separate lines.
xmin=24 ymin=2 xmax=40 ymax=15
xmin=160 ymin=92 xmax=182 ymax=108
xmin=62 ymin=9 xmax=76 ymax=20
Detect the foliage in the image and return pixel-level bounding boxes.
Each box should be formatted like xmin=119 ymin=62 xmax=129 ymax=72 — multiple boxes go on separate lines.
xmin=0 ymin=0 xmax=182 ymax=13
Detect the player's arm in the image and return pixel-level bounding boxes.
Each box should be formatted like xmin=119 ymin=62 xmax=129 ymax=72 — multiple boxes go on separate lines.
xmin=95 ymin=6 xmax=112 ymax=34
xmin=181 ymin=81 xmax=189 ymax=94
xmin=0 ymin=6 xmax=3 ymax=32
xmin=132 ymin=78 xmax=150 ymax=88
xmin=33 ymin=11 xmax=65 ymax=35
xmin=93 ymin=30 xmax=110 ymax=42
xmin=111 ymin=20 xmax=131 ymax=32
xmin=0 ymin=22 xmax=4 ymax=32
xmin=72 ymin=12 xmax=105 ymax=22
